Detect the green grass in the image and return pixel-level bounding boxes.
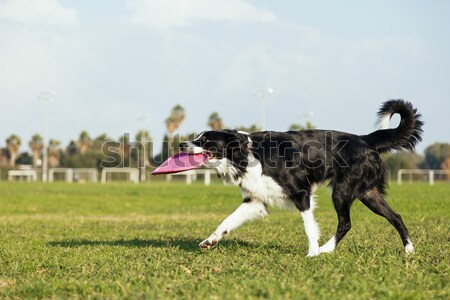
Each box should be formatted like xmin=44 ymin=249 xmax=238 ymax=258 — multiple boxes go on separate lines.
xmin=0 ymin=182 xmax=448 ymax=299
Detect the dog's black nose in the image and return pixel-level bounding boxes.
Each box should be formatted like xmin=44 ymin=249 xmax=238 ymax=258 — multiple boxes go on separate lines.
xmin=179 ymin=142 xmax=188 ymax=152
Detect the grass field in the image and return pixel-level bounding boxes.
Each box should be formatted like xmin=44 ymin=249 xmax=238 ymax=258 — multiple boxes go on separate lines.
xmin=0 ymin=181 xmax=448 ymax=299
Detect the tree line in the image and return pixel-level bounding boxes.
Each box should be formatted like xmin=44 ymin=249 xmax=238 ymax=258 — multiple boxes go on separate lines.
xmin=0 ymin=104 xmax=449 ymax=179
xmin=0 ymin=105 xmax=261 ymax=170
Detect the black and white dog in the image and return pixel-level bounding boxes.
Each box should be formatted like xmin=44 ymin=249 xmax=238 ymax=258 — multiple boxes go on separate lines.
xmin=179 ymin=100 xmax=423 ymax=256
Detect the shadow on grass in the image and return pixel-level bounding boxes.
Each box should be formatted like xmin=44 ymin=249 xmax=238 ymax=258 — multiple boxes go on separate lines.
xmin=47 ymin=238 xmax=258 ymax=252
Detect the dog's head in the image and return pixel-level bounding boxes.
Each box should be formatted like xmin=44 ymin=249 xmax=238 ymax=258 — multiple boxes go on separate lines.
xmin=179 ymin=130 xmax=252 ymax=171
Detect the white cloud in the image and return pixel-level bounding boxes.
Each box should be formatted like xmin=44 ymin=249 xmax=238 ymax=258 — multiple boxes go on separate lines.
xmin=0 ymin=0 xmax=84 ymax=108
xmin=0 ymin=0 xmax=77 ymax=27
xmin=123 ymin=0 xmax=276 ymax=31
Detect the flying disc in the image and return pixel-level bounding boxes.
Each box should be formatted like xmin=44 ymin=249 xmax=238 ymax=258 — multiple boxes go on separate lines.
xmin=151 ymin=152 xmax=209 ymax=175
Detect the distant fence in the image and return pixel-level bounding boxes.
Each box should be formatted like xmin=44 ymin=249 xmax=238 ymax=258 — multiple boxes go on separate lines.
xmin=49 ymin=168 xmax=74 ymax=183
xmin=397 ymin=169 xmax=450 ymax=185
xmin=101 ymin=168 xmax=139 ymax=184
xmin=3 ymin=167 xmax=218 ymax=185
xmin=166 ymin=169 xmax=213 ymax=186
xmin=8 ymin=170 xmax=38 ymax=182
xmin=48 ymin=168 xmax=98 ymax=183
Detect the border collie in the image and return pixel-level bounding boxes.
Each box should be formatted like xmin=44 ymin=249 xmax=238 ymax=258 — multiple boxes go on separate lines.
xmin=179 ymin=100 xmax=423 ymax=256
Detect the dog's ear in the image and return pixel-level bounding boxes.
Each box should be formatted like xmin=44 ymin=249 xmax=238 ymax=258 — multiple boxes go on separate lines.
xmin=241 ymin=140 xmax=252 ymax=154
xmin=222 ymin=129 xmax=238 ymax=135
xmin=227 ymin=131 xmax=252 ymax=154
xmin=195 ymin=131 xmax=206 ymax=139
xmin=239 ymin=134 xmax=252 ymax=154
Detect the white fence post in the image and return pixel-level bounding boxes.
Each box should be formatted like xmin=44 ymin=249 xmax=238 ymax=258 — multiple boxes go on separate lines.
xmin=101 ymin=169 xmax=106 ymax=184
xmin=397 ymin=169 xmax=446 ymax=185
xmin=186 ymin=172 xmax=192 ymax=185
xmin=397 ymin=169 xmax=403 ymax=185
xmin=67 ymin=169 xmax=74 ymax=183
xmin=205 ymin=170 xmax=211 ymax=186
xmin=101 ymin=168 xmax=139 ymax=184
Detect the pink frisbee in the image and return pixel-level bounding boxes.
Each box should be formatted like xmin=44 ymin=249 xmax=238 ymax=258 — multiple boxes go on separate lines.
xmin=151 ymin=152 xmax=209 ymax=175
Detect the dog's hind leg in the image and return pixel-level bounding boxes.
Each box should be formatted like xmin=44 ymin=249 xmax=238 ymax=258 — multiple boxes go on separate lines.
xmin=199 ymin=197 xmax=268 ymax=249
xmin=359 ymin=189 xmax=414 ymax=253
xmin=319 ymin=190 xmax=354 ymax=254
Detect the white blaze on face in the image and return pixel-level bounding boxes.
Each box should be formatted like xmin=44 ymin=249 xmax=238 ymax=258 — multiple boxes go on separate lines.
xmin=184 ymin=131 xmax=207 ymax=154
xmin=186 ymin=141 xmax=204 ymax=154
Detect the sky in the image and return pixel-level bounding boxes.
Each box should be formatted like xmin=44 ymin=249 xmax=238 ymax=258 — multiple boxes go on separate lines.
xmin=0 ymin=0 xmax=449 ymax=155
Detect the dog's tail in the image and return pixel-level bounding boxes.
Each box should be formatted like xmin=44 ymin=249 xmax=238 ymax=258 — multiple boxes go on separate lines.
xmin=361 ymin=99 xmax=423 ymax=153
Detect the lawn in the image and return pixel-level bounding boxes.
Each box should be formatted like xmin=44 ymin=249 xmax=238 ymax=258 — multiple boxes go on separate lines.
xmin=0 ymin=181 xmax=448 ymax=299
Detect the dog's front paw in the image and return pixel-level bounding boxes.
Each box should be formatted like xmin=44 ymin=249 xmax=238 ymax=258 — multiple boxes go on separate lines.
xmin=199 ymin=239 xmax=218 ymax=249
xmin=306 ymin=245 xmax=320 ymax=257
xmin=306 ymin=250 xmax=320 ymax=257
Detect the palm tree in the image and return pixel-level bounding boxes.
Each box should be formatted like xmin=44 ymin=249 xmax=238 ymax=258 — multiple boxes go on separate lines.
xmin=92 ymin=133 xmax=112 ymax=153
xmin=165 ymin=105 xmax=185 ymax=156
xmin=6 ymin=134 xmax=21 ymax=167
xmin=29 ymin=134 xmax=43 ymax=167
xmin=207 ymin=112 xmax=224 ymax=130
xmin=76 ymin=131 xmax=92 ymax=154
xmin=48 ymin=139 xmax=61 ymax=168
xmin=136 ymin=130 xmax=151 ymax=143
xmin=93 ymin=133 xmax=110 ymax=146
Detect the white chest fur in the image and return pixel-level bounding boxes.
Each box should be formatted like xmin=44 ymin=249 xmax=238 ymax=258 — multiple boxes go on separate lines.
xmin=240 ymin=159 xmax=294 ymax=209
xmin=210 ymin=155 xmax=294 ymax=209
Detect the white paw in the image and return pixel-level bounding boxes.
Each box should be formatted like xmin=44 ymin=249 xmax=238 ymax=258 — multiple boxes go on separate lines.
xmin=319 ymin=246 xmax=334 ymax=254
xmin=199 ymin=239 xmax=218 ymax=249
xmin=319 ymin=236 xmax=336 ymax=254
xmin=319 ymin=243 xmax=335 ymax=254
xmin=405 ymin=243 xmax=414 ymax=254
xmin=306 ymin=246 xmax=320 ymax=257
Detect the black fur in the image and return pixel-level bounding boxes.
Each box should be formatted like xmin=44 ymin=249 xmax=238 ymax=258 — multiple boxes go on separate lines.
xmin=362 ymin=99 xmax=423 ymax=153
xmin=181 ymin=100 xmax=423 ymax=252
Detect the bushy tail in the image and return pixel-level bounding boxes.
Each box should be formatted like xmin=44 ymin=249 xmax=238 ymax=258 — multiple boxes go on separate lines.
xmin=362 ymin=100 xmax=423 ymax=153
